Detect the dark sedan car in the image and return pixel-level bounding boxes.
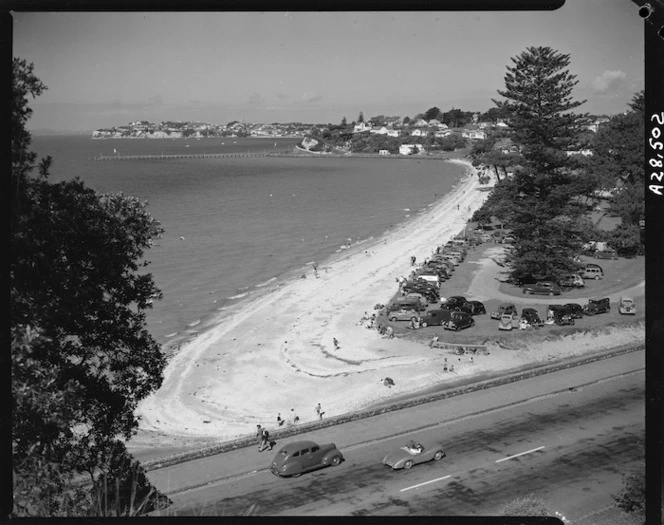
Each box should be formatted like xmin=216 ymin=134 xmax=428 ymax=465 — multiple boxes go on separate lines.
xmin=271 ymin=440 xmax=343 ymax=478
xmin=383 ymin=440 xmax=446 ymax=470
xmin=460 ymin=300 xmax=486 ymax=315
xmin=564 ymin=303 xmax=584 ymax=319
xmin=521 ymin=307 xmax=544 ymax=326
xmin=549 ymin=305 xmax=575 ymax=325
xmin=443 ymin=311 xmax=475 ymax=331
xmin=522 ymin=281 xmax=562 ymax=296
xmin=441 ymin=296 xmax=468 ymax=310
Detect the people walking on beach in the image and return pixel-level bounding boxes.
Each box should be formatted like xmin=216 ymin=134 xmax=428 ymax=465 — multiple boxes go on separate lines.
xmin=386 ymin=325 xmax=394 ymax=338
xmin=381 ymin=377 xmax=395 ymax=388
xmin=287 ymin=408 xmax=300 ymax=426
xmin=315 ymin=403 xmax=325 ymax=419
xmin=333 ymin=337 xmax=340 ymax=350
xmin=411 ymin=255 xmax=416 ymax=266
xmin=258 ymin=426 xmax=273 ymax=452
xmin=312 ymin=262 xmax=319 ymax=278
xmin=277 ymin=413 xmax=284 ymax=427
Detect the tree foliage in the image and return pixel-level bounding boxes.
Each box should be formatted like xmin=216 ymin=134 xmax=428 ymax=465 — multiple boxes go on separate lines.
xmin=613 ymin=466 xmax=646 ymax=515
xmin=11 ymin=58 xmax=169 ymax=516
xmin=588 ymin=90 xmax=645 ymax=256
xmin=486 ymin=46 xmax=590 ymax=283
xmin=500 ymin=495 xmax=555 ymax=517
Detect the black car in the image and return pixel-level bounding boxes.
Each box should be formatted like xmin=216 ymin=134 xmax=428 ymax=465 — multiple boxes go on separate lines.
xmin=583 ymin=298 xmax=611 ymax=315
xmin=443 ymin=311 xmax=475 ymax=331
xmin=564 ymin=303 xmax=584 ymax=319
xmin=460 ymin=300 xmax=486 ymax=315
xmin=442 ymin=296 xmax=468 ymax=310
xmin=549 ymin=305 xmax=575 ymax=325
xmin=402 ymin=285 xmax=439 ymax=302
xmin=420 ymin=308 xmax=454 ymax=327
xmin=521 ymin=307 xmax=544 ymax=326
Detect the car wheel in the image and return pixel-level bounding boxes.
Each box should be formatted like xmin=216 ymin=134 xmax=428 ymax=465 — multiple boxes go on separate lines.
xmin=390 ymin=317 xmax=397 ymax=322
xmin=549 ymin=291 xmax=554 ymax=296
xmin=526 ymin=290 xmax=532 ymax=295
xmin=421 ymin=322 xmax=428 ymax=328
xmin=433 ymin=451 xmax=444 ymax=461
xmin=404 ymin=460 xmax=413 ymax=470
xmin=595 ymin=275 xmax=601 ymax=280
xmin=331 ymin=455 xmax=341 ymax=467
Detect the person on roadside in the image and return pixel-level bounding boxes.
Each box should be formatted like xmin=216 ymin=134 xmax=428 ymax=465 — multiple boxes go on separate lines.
xmin=259 ymin=426 xmax=272 ymax=452
xmin=315 ymin=403 xmax=325 ymax=419
xmin=256 ymin=425 xmax=263 ymax=450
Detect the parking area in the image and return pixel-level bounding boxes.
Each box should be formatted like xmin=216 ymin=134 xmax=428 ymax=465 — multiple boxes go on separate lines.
xmin=379 ymin=239 xmax=644 ymax=346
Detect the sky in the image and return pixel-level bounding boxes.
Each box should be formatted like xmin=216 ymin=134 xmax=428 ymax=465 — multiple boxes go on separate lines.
xmin=12 ymin=1 xmax=644 ymax=132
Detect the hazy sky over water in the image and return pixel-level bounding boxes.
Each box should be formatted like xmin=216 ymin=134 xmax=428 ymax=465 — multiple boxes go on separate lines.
xmin=13 ymin=2 xmax=644 ymax=132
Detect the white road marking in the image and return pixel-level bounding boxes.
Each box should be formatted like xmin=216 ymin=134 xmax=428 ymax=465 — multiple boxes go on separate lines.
xmin=400 ymin=474 xmax=451 ymax=492
xmin=496 ymin=446 xmax=545 ymax=463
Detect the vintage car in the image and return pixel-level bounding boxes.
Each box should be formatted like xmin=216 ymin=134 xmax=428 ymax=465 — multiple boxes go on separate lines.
xmin=443 ymin=311 xmax=475 ymax=331
xmin=271 ymin=440 xmax=343 ymax=478
xmin=583 ymin=297 xmax=611 ymax=316
xmin=498 ymin=312 xmax=516 ymax=330
xmin=419 ymin=308 xmax=453 ymax=327
xmin=522 ymin=281 xmax=562 ymax=296
xmin=388 ymin=299 xmax=427 ymax=312
xmin=559 ymin=273 xmax=585 ymax=288
xmin=388 ymin=309 xmax=423 ymax=323
xmin=441 ymin=296 xmax=468 ymax=310
xmin=521 ymin=307 xmax=544 ymax=327
xmin=549 ymin=305 xmax=575 ymax=325
xmin=401 ymin=293 xmax=429 ymax=306
xmin=383 ymin=440 xmax=446 ymax=470
xmin=581 ymin=265 xmax=604 ymax=280
xmin=460 ymin=300 xmax=486 ymax=315
xmin=619 ymin=297 xmax=636 ymax=315
xmin=594 ymin=248 xmax=618 ymax=260
xmin=563 ymin=303 xmax=585 ymax=319
xmin=490 ymin=303 xmax=518 ymax=320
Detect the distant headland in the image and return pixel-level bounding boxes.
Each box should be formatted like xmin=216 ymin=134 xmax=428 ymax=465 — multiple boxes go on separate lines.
xmin=91 ymin=120 xmax=310 ymax=139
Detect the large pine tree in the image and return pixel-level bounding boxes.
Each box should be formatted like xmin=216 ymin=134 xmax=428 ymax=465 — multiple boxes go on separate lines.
xmin=491 ymin=46 xmax=590 ymax=283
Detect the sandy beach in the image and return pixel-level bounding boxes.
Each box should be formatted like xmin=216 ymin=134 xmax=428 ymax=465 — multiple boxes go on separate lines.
xmin=133 ymin=159 xmax=645 ymax=448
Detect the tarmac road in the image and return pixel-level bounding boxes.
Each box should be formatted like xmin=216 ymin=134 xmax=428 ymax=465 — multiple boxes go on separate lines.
xmin=149 ymin=348 xmax=644 ymax=517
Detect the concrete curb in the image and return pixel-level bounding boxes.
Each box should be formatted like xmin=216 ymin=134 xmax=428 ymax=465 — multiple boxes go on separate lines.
xmin=142 ymin=341 xmax=643 ymax=471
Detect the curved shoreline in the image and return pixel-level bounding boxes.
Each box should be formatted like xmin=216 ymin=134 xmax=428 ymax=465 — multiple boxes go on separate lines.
xmin=135 ymin=158 xmax=489 ymax=441
xmin=133 ymin=157 xmax=645 ymax=449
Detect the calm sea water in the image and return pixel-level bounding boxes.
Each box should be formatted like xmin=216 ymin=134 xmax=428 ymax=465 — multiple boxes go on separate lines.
xmin=31 ymin=135 xmax=466 ymax=351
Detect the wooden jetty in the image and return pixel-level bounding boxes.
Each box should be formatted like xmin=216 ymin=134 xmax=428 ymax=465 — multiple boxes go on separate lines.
xmin=95 ymin=152 xmax=271 ymax=161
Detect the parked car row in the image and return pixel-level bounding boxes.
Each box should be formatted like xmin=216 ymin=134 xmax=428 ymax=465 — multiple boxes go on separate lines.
xmin=490 ymin=296 xmax=626 ymax=330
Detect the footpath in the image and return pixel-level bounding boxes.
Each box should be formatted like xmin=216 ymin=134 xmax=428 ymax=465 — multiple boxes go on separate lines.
xmin=139 ymin=343 xmax=643 ymax=497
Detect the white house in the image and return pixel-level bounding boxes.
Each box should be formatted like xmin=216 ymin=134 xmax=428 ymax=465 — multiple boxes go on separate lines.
xmin=496 ymin=119 xmax=509 ymax=129
xmin=411 ymin=129 xmax=425 ymax=137
xmin=400 ymin=144 xmax=424 ymax=155
xmin=434 ymin=129 xmax=453 ymax=138
xmin=379 ymin=149 xmax=390 ymax=155
xmin=413 ymin=118 xmax=429 ymax=127
xmin=370 ymin=126 xmax=389 ymax=135
xmin=461 ymin=129 xmax=487 ymax=140
xmin=386 ymin=129 xmax=400 ymax=137
xmin=353 ymin=122 xmax=371 ymax=133
xmin=566 ymin=149 xmax=594 ymax=156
